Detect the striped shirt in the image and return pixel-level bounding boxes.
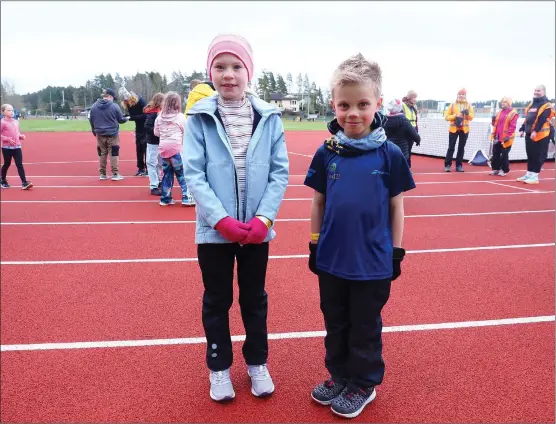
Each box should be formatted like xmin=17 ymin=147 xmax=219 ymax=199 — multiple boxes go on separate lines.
xmin=217 ymin=96 xmax=254 ymax=212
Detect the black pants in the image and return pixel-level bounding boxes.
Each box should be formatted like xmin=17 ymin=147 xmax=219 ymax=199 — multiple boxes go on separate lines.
xmin=491 ymin=143 xmax=511 ymax=173
xmin=318 ymin=272 xmax=391 ymax=389
xmin=198 ymin=242 xmax=269 ymax=371
xmin=445 ymin=131 xmax=469 ymax=167
xmin=1 ymin=148 xmax=27 ymax=183
xmin=407 ymin=140 xmax=414 ymax=168
xmin=525 ymin=135 xmax=549 ymax=173
xmin=135 ymin=129 xmax=147 ymax=171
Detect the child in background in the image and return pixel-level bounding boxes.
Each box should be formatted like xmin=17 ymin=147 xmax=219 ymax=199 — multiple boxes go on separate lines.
xmin=144 ymin=92 xmax=164 ymax=195
xmin=1 ymin=104 xmax=32 ymax=189
xmin=305 ymin=54 xmax=415 ymax=419
xmin=183 ymin=34 xmax=289 ymax=402
xmin=185 ymin=79 xmax=216 ymax=116
xmin=154 ymin=91 xmax=194 ymax=206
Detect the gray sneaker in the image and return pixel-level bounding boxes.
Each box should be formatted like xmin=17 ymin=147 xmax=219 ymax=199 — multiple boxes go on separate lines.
xmin=331 ymin=385 xmax=377 ymax=419
xmin=209 ymin=369 xmax=235 ymax=402
xmin=311 ymin=377 xmax=347 ymax=405
xmin=247 ymin=364 xmax=275 ymax=397
xmin=111 ymin=174 xmax=124 ymax=181
xmin=100 ymin=174 xmax=110 ymax=180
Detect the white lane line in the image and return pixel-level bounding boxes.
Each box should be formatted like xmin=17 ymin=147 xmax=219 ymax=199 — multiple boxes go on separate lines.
xmin=1 ymin=190 xmax=553 ymax=204
xmin=2 ymin=315 xmax=553 ymax=352
xmin=1 ymin=243 xmax=553 ymax=266
xmin=287 ymin=151 xmax=313 ymax=158
xmin=2 ymin=210 xmax=553 ymax=226
xmin=21 ymin=160 xmax=136 ymax=165
xmin=487 ymin=181 xmax=540 ymax=193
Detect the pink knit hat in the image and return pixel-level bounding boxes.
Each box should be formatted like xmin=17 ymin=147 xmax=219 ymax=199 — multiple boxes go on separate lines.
xmin=207 ymin=34 xmax=254 ymax=82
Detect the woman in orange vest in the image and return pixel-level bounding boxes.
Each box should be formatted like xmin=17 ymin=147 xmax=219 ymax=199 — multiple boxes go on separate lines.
xmin=444 ymin=88 xmax=474 ymax=172
xmin=489 ymin=97 xmax=518 ymax=177
xmin=516 ymin=85 xmax=554 ymax=184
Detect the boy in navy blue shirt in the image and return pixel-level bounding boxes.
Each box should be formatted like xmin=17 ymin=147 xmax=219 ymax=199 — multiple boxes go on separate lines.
xmin=305 ymin=53 xmax=416 ymax=419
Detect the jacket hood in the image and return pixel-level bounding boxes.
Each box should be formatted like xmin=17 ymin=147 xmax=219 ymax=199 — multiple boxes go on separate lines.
xmin=187 ymin=93 xmax=280 ymax=118
xmin=160 ymin=111 xmax=180 ymax=121
xmin=192 ymin=83 xmax=216 ymax=98
xmin=96 ymin=99 xmax=114 ymax=110
xmin=383 ymin=114 xmax=405 ymax=130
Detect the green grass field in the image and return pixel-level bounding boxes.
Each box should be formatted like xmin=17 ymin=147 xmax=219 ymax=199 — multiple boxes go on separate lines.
xmin=18 ymin=118 xmax=328 ymax=132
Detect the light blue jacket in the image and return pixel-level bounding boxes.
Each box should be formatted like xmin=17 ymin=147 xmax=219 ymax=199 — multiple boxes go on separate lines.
xmin=183 ymin=94 xmax=289 ymax=244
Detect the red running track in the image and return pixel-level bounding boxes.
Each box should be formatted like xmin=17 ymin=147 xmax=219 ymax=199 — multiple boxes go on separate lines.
xmin=1 ymin=132 xmax=554 ymax=423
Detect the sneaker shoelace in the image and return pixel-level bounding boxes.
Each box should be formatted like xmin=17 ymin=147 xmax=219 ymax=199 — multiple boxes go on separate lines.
xmin=211 ymin=371 xmax=231 ymax=386
xmin=249 ymin=365 xmax=270 ymax=381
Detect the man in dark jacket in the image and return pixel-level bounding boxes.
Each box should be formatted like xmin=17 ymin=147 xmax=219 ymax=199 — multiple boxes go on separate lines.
xmin=119 ymin=87 xmax=148 ymax=176
xmin=89 ymin=88 xmax=129 ymax=181
xmin=517 ymin=85 xmax=554 ymax=184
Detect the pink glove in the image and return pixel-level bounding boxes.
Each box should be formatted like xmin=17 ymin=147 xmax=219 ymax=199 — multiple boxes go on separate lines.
xmin=243 ymin=217 xmax=269 ymax=244
xmin=215 ymin=217 xmax=251 ymax=243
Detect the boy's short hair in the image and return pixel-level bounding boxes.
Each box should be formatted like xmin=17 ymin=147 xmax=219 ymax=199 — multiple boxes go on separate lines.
xmin=330 ymin=53 xmax=382 ymax=100
xmin=190 ymin=79 xmax=202 ymax=90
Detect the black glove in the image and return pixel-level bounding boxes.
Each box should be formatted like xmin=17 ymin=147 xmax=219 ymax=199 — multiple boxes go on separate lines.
xmin=309 ymin=242 xmax=318 ymax=275
xmin=462 ymin=109 xmax=469 ymax=116
xmin=392 ymin=247 xmax=406 ymax=281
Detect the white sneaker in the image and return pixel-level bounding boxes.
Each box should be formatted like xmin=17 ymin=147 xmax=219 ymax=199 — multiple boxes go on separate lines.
xmin=489 ymin=170 xmax=500 ymax=176
xmin=247 ymin=364 xmax=275 ymax=397
xmin=209 ymin=369 xmax=235 ymax=402
xmin=524 ymin=173 xmax=539 ymax=184
xmin=516 ymin=172 xmax=531 ymax=182
xmin=497 ymin=171 xmax=506 ymax=177
xmin=100 ymin=174 xmax=110 ymax=180
xmin=111 ymin=174 xmax=124 ymax=181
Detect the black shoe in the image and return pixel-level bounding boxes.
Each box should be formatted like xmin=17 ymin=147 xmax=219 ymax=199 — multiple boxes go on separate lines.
xmin=151 ymin=187 xmax=162 ymax=196
xmin=456 ymin=165 xmax=464 ymax=172
xmin=331 ymin=385 xmax=376 ymax=419
xmin=22 ymin=181 xmax=33 ymax=190
xmin=135 ymin=169 xmax=143 ymax=176
xmin=1 ymin=181 xmax=10 ymax=189
xmin=311 ymin=378 xmax=347 ymax=405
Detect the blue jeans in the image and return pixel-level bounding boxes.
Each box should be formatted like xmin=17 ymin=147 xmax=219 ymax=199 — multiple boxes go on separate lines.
xmin=161 ymin=153 xmax=188 ymax=203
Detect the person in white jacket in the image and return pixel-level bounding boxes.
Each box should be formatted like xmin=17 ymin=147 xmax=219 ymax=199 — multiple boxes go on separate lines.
xmin=154 ymin=91 xmax=194 ymax=206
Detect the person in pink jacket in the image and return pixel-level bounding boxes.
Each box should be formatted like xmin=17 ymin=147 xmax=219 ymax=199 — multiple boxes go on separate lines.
xmin=1 ymin=104 xmax=32 ymax=189
xmin=154 ymin=91 xmax=194 ymax=206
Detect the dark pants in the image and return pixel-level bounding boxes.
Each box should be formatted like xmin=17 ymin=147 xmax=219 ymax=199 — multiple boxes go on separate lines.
xmin=1 ymin=148 xmax=27 ymax=183
xmin=491 ymin=143 xmax=511 ymax=173
xmin=445 ymin=131 xmax=469 ymax=167
xmin=407 ymin=140 xmax=414 ymax=168
xmin=198 ymin=242 xmax=270 ymax=371
xmin=525 ymin=135 xmax=549 ymax=173
xmin=318 ymin=272 xmax=391 ymax=389
xmin=135 ymin=129 xmax=147 ymax=171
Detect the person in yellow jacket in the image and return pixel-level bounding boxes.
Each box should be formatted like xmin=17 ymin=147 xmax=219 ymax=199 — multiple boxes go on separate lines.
xmin=444 ymin=88 xmax=474 ymax=172
xmin=184 ymin=80 xmax=216 ymax=117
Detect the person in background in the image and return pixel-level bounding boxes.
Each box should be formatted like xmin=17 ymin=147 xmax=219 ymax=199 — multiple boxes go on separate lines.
xmin=489 ymin=96 xmax=518 ymax=177
xmin=144 ymin=92 xmax=164 ymax=195
xmin=402 ymin=90 xmax=419 ymax=167
xmin=185 ymin=80 xmax=216 ymax=116
xmin=88 ymin=88 xmax=129 ymax=181
xmin=1 ymin=103 xmax=32 ymax=189
xmin=517 ymin=85 xmax=554 ymax=184
xmin=154 ymin=91 xmax=194 ymax=206
xmin=119 ymin=87 xmax=148 ymax=176
xmin=384 ymin=97 xmax=420 ymax=166
xmin=444 ymin=88 xmax=474 ymax=172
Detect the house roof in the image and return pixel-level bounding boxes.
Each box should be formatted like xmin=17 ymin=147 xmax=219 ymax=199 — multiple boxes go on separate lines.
xmin=269 ymin=93 xmax=301 ymax=101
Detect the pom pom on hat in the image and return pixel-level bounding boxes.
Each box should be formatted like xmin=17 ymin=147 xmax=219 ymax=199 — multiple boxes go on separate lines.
xmin=457 ymin=88 xmax=467 ymax=96
xmin=206 ymin=34 xmax=254 ymax=82
xmin=386 ymin=98 xmax=404 ymax=114
xmin=118 ymin=87 xmax=132 ymax=101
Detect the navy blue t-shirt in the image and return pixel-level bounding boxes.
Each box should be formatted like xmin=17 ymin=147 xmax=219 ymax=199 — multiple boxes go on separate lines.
xmin=304 ymin=141 xmax=416 ymax=281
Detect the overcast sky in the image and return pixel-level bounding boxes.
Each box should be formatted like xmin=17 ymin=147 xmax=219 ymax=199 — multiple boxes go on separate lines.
xmin=1 ymin=1 xmax=554 ymax=101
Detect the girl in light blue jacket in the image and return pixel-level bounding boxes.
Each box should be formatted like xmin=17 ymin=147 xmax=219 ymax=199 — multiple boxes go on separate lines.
xmin=182 ymin=34 xmax=289 ymax=403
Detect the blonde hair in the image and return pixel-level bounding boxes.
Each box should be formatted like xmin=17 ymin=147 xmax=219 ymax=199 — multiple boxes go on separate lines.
xmin=1 ymin=104 xmax=13 ymax=113
xmin=330 ymin=53 xmax=382 ymax=99
xmin=162 ymin=91 xmax=182 ymax=114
